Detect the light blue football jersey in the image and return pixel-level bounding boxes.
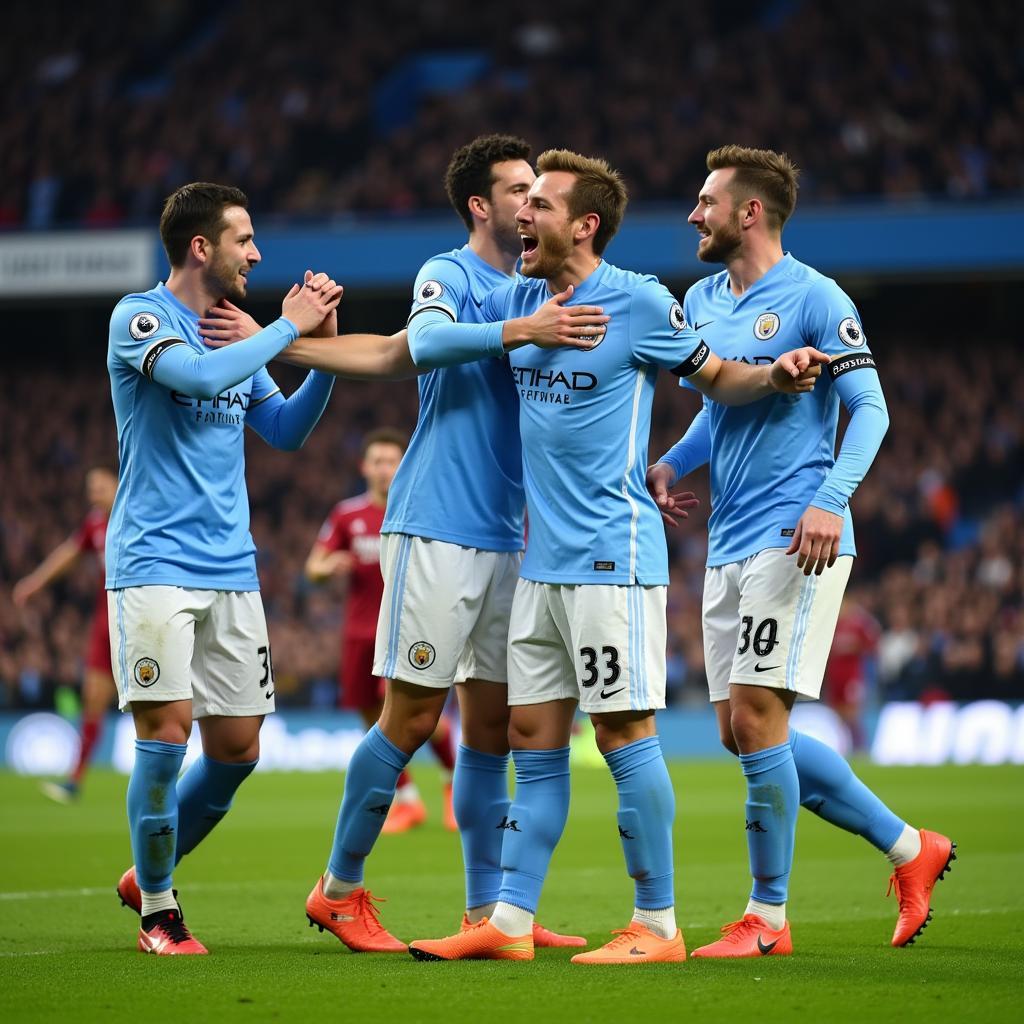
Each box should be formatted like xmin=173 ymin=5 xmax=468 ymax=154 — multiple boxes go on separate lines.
xmin=106 ymin=283 xmax=283 ymax=590
xmin=678 ymin=253 xmax=885 ymax=567
xmin=384 ymin=246 xmax=524 ymax=552
xmin=484 ymin=261 xmax=708 ymax=585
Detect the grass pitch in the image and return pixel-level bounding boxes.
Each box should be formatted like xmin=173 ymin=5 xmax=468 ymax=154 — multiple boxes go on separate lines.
xmin=1 ymin=761 xmax=1021 ymax=1023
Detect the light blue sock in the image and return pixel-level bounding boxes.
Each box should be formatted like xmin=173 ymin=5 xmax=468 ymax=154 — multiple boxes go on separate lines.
xmin=789 ymin=729 xmax=904 ymax=852
xmin=326 ymin=724 xmax=410 ymax=883
xmin=604 ymin=736 xmax=676 ymax=909
xmin=127 ymin=739 xmax=187 ymax=892
xmin=497 ymin=747 xmax=571 ymax=913
xmin=175 ymin=754 xmax=257 ymax=862
xmin=453 ymin=744 xmax=511 ymax=910
xmin=739 ymin=741 xmax=799 ymax=905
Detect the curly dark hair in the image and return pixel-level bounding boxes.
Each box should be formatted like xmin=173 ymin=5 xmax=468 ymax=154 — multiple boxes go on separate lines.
xmin=444 ymin=134 xmax=532 ymax=232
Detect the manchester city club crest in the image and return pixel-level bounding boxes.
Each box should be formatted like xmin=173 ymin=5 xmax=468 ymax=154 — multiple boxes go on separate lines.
xmin=134 ymin=657 xmax=160 ymax=687
xmin=408 ymin=641 xmax=436 ymax=670
xmin=754 ymin=312 xmax=780 ymax=340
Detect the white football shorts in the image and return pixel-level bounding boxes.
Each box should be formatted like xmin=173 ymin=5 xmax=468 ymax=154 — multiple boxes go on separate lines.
xmin=373 ymin=534 xmax=521 ymax=688
xmin=108 ymin=586 xmax=275 ymax=717
xmin=507 ymin=579 xmax=667 ymax=714
xmin=702 ymin=547 xmax=852 ymax=702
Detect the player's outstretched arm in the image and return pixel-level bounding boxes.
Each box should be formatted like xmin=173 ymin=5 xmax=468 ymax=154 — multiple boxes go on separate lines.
xmin=12 ymin=538 xmax=82 ymax=606
xmin=201 ymin=298 xmax=420 ymax=380
xmin=305 ymin=543 xmax=355 ymax=583
xmin=151 ymin=273 xmax=341 ymax=399
xmin=690 ymin=346 xmax=830 ymax=404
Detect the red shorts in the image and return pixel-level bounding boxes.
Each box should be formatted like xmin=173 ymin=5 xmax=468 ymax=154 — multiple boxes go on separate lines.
xmin=86 ymin=594 xmax=113 ymax=674
xmin=825 ymin=672 xmax=865 ymax=708
xmin=339 ymin=635 xmax=385 ymax=710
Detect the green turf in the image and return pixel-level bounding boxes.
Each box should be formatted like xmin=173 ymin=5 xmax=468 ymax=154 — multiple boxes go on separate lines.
xmin=1 ymin=761 xmax=1022 ymax=1023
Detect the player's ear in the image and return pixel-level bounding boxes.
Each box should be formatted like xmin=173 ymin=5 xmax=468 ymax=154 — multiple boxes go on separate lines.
xmin=468 ymin=195 xmax=489 ymax=224
xmin=190 ymin=234 xmax=212 ymax=264
xmin=576 ymin=212 xmax=600 ymax=244
xmin=742 ymin=198 xmax=762 ymax=227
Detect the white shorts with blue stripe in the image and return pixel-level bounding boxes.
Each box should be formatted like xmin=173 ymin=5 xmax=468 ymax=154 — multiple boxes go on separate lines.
xmin=702 ymin=548 xmax=853 ymax=703
xmin=373 ymin=533 xmax=520 ymax=687
xmin=506 ymin=579 xmax=667 ymax=713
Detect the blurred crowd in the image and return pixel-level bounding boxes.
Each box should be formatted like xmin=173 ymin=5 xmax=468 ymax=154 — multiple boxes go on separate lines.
xmin=2 ymin=342 xmax=1021 ymax=713
xmin=2 ymin=0 xmax=1022 ymax=229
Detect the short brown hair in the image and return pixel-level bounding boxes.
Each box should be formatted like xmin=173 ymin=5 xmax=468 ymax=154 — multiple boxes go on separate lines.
xmin=361 ymin=427 xmax=407 ymax=458
xmin=535 ymin=149 xmax=628 ymax=255
xmin=159 ymin=182 xmax=249 ymax=267
xmin=445 ymin=134 xmax=533 ymax=232
xmin=706 ymin=146 xmax=799 ymax=231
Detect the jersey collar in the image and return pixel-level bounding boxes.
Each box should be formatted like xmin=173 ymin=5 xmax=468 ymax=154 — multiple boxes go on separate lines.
xmin=155 ymin=281 xmax=201 ymax=322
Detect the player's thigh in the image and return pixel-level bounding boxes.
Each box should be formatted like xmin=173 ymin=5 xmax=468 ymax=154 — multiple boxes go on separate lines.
xmin=457 ymin=549 xmax=521 ymax=685
xmin=564 ymin=584 xmax=667 ymax=716
xmin=374 ymin=535 xmax=487 ymax=688
xmin=197 ymin=715 xmax=263 ymax=761
xmin=108 ymin=586 xmax=199 ymax=711
xmin=730 ymin=548 xmax=853 ymax=700
xmin=192 ymin=590 xmax=276 ymax=718
xmin=339 ymin=635 xmax=381 ymax=711
xmin=701 ymin=562 xmax=743 ymax=704
xmin=506 ymin=579 xmax=579 ymax=709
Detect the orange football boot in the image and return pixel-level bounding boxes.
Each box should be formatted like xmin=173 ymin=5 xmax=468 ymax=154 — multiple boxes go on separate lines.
xmin=116 ymin=865 xmax=178 ymax=916
xmin=888 ymin=829 xmax=956 ymax=947
xmin=459 ymin=913 xmax=586 ymax=948
xmin=381 ymin=797 xmax=427 ymax=834
xmin=691 ymin=915 xmax=792 ymax=958
xmin=570 ymin=923 xmax=686 ymax=964
xmin=442 ymin=783 xmax=458 ymax=832
xmin=138 ymin=908 xmax=207 ymax=955
xmin=305 ymin=876 xmax=407 ymax=952
xmin=410 ymin=918 xmax=533 ymax=961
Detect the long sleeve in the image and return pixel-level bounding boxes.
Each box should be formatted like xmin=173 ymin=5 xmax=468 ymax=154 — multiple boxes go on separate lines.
xmin=407 ymin=308 xmax=505 ymax=368
xmin=245 ymin=369 xmax=334 ymax=451
xmin=658 ymin=406 xmax=712 ymax=480
xmin=150 ymin=317 xmax=299 ymax=398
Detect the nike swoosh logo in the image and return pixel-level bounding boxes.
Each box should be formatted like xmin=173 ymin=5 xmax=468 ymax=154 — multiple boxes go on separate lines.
xmin=757 ymin=935 xmax=779 ymax=955
xmin=753 ymin=665 xmax=779 ymax=673
xmin=599 ymin=687 xmax=625 ymax=700
xmin=629 ymin=946 xmax=646 ymax=956
xmin=265 ymin=690 xmax=275 ymax=699
xmin=695 ymin=320 xmax=714 ymax=331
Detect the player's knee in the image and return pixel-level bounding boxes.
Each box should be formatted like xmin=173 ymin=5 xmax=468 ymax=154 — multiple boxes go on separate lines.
xmin=381 ymin=706 xmax=439 ymax=754
xmin=729 ymin=702 xmax=768 ymax=750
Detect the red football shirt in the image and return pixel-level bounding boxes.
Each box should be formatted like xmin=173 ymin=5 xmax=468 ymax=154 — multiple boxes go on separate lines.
xmin=316 ymin=495 xmax=386 ymax=639
xmin=75 ymin=508 xmax=108 ymax=607
xmin=826 ymin=606 xmax=881 ymax=687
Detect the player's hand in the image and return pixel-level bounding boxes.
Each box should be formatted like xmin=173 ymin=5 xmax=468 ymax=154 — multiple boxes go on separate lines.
xmin=325 ymin=550 xmax=355 ymax=576
xmin=515 ymin=284 xmax=610 ymax=349
xmin=12 ymin=578 xmax=38 ymax=607
xmin=646 ymin=463 xmax=700 ymax=529
xmin=786 ymin=504 xmax=844 ymax=575
xmin=769 ymin=347 xmax=830 ymax=393
xmin=282 ymin=270 xmax=344 ymax=336
xmin=199 ymin=299 xmax=261 ymax=348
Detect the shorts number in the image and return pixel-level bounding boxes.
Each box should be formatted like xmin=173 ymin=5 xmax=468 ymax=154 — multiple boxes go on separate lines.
xmin=257 ymin=644 xmax=275 ymax=687
xmin=737 ymin=617 xmax=779 ymax=656
xmin=579 ymin=646 xmax=620 ymax=688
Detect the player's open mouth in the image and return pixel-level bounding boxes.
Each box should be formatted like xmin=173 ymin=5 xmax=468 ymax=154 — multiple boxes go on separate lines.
xmin=520 ymin=234 xmax=539 ymax=258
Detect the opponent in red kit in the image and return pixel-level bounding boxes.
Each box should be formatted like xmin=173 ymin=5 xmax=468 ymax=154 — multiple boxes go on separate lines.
xmin=13 ymin=466 xmax=118 ymax=802
xmin=824 ymin=594 xmax=882 ymax=750
xmin=305 ymin=429 xmax=458 ymax=833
